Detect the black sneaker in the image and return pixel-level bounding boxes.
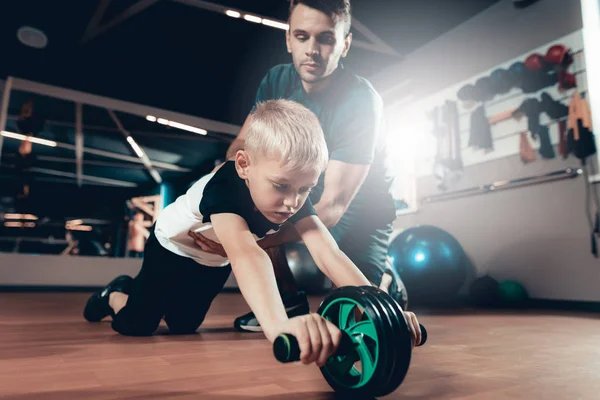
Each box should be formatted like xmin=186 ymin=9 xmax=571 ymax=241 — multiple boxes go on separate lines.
xmin=234 ymin=291 xmax=310 ymax=332
xmin=83 ymin=275 xmax=133 ymax=322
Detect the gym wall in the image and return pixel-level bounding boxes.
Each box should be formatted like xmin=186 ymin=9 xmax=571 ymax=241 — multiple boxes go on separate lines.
xmin=0 ymin=252 xmax=240 ymax=290
xmin=408 ymin=29 xmax=586 ymax=173
xmin=0 ymin=253 xmax=142 ymax=288
xmin=382 ymin=0 xmax=599 ymax=302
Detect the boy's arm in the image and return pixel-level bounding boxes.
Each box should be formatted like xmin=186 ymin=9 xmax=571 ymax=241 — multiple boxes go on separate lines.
xmin=210 ymin=213 xmax=288 ymax=342
xmin=293 ymin=215 xmax=372 ymax=288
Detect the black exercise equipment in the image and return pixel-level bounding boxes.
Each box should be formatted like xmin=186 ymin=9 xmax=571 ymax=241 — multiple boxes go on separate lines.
xmin=513 ymin=0 xmax=541 ymax=9
xmin=469 ymin=275 xmax=501 ymax=307
xmin=273 ymin=286 xmax=427 ymax=397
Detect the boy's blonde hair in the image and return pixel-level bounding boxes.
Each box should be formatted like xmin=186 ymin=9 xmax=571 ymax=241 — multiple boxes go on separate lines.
xmin=244 ymin=99 xmax=328 ymax=172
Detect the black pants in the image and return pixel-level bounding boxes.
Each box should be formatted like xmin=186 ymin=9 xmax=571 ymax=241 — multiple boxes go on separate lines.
xmin=329 ymin=219 xmax=393 ymax=286
xmin=112 ymin=231 xmax=231 ymax=336
xmin=329 ymin=219 xmax=407 ymax=307
xmin=128 ymin=250 xmax=143 ymax=258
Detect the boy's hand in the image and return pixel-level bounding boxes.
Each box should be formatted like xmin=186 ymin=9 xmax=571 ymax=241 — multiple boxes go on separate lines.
xmin=403 ymin=311 xmax=422 ymax=348
xmin=188 ymin=230 xmax=227 ymax=257
xmin=275 ymin=314 xmax=343 ymax=367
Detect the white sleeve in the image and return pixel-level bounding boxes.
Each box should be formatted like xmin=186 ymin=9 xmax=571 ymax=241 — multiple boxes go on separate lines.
xmin=183 ymin=174 xmax=214 ymax=219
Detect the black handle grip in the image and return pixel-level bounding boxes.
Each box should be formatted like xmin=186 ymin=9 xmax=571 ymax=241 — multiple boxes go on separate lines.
xmin=420 ymin=323 xmax=427 ymax=346
xmin=273 ymin=324 xmax=427 ymax=363
xmin=274 ymin=330 xmax=354 ymax=363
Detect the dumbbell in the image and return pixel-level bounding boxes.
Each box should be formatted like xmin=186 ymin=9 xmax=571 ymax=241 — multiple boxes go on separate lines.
xmin=273 ymin=285 xmax=427 ymax=397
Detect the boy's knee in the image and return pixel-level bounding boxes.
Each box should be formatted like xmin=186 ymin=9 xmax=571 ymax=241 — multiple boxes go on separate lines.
xmin=166 ymin=320 xmax=202 ymax=335
xmin=111 ymin=319 xmax=160 ymax=337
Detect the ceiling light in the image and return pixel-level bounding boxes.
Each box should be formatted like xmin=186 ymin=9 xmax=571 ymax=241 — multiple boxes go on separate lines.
xmin=66 ymin=224 xmax=93 ymax=231
xmin=1 ymin=131 xmax=57 ymax=147
xmin=147 ymin=117 xmax=207 ymax=135
xmin=165 ymin=120 xmax=207 ymax=135
xmin=244 ymin=15 xmax=262 ymax=24
xmin=17 ymin=26 xmax=48 ymax=49
xmin=4 ymin=213 xmax=38 ymax=220
xmin=226 ymin=10 xmax=241 ymax=18
xmin=149 ymin=170 xmax=162 ymax=183
xmin=262 ymin=19 xmax=289 ymax=30
xmin=4 ymin=221 xmax=36 ymax=228
xmin=126 ymin=136 xmax=145 ymax=158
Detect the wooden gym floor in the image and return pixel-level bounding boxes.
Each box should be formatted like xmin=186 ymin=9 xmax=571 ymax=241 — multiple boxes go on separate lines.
xmin=1 ymin=292 xmax=599 ymax=399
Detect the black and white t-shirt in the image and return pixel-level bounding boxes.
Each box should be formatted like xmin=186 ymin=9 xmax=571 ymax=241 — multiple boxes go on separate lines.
xmin=154 ymin=161 xmax=316 ymax=267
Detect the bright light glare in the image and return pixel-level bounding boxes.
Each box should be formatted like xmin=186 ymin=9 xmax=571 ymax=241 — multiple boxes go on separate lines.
xmin=262 ymin=19 xmax=289 ymax=30
xmin=244 ymin=14 xmax=262 ymax=23
xmin=1 ymin=131 xmax=57 ymax=147
xmin=225 ymin=10 xmax=241 ymax=18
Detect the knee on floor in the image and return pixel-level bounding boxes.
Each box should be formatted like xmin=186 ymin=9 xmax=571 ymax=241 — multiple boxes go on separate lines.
xmin=111 ymin=320 xmax=160 ymax=337
xmin=165 ymin=319 xmax=202 ymax=335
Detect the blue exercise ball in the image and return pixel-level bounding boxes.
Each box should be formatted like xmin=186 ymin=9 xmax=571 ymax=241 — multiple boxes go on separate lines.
xmin=388 ymin=225 xmax=468 ymax=304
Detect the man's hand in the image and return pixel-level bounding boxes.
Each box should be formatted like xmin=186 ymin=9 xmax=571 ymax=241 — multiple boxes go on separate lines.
xmin=187 ymin=230 xmax=227 ymax=257
xmin=377 ymin=272 xmax=422 ymax=347
xmin=256 ymin=222 xmax=301 ymax=250
xmin=403 ymin=311 xmax=423 ymax=348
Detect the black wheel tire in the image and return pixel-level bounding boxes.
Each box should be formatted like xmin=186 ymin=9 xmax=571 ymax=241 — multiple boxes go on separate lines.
xmin=316 ymin=286 xmax=390 ymax=398
xmin=367 ymin=286 xmax=414 ymax=395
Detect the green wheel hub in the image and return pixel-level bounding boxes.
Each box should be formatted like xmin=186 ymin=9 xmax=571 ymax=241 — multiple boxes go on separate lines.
xmin=320 ymin=297 xmax=379 ymax=388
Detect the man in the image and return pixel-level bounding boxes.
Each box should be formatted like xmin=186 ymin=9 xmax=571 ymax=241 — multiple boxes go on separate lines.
xmin=127 ymin=211 xmax=149 ymax=258
xmin=191 ymin=0 xmax=406 ymax=332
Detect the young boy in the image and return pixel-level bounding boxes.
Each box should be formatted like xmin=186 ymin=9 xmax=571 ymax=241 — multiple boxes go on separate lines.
xmin=84 ymin=99 xmax=422 ymax=366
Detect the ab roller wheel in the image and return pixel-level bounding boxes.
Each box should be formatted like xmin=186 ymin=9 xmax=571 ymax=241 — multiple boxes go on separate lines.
xmin=273 ymin=286 xmax=427 ymax=397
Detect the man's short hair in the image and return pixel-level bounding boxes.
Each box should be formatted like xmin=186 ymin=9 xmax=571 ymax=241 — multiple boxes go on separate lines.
xmin=289 ymin=0 xmax=352 ymax=36
xmin=245 ymin=99 xmax=329 ymax=173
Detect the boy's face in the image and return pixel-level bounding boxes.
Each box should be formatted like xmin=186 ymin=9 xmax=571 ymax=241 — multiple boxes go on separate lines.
xmin=235 ymin=151 xmax=321 ymax=224
xmin=286 ymin=4 xmax=352 ymax=91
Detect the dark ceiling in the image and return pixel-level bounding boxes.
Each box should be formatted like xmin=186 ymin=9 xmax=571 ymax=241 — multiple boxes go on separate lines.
xmin=0 ymin=0 xmax=502 ymax=225
xmin=0 ymin=0 xmax=503 ymax=124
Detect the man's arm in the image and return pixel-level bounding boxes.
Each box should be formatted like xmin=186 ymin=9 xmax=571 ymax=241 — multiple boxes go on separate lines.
xmin=313 ymin=160 xmax=369 ymax=227
xmin=225 ymin=115 xmax=251 ymax=160
xmin=258 ymin=160 xmax=370 ymax=249
xmin=294 ymin=215 xmax=371 ymax=287
xmin=210 ymin=213 xmax=288 ymax=342
xmin=227 ymin=65 xmax=276 ymax=159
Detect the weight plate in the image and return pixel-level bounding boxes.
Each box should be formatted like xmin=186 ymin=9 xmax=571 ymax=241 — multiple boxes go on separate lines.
xmin=361 ymin=286 xmax=401 ymax=396
xmin=380 ymin=287 xmax=414 ymax=391
xmin=366 ymin=286 xmax=413 ymax=395
xmin=359 ymin=286 xmax=399 ymax=395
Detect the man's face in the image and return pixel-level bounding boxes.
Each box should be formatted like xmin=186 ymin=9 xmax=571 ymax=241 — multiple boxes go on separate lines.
xmin=286 ymin=4 xmax=352 ymax=91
